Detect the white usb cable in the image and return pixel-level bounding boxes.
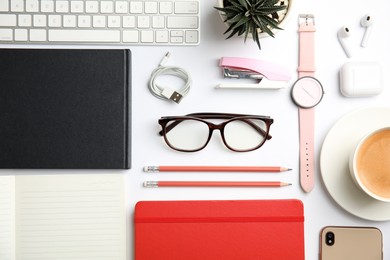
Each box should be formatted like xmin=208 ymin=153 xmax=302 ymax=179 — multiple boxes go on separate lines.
xmin=148 ymin=52 xmax=192 ymax=104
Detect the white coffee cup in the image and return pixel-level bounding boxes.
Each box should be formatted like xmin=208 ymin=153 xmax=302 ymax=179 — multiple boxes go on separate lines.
xmin=349 ymin=127 xmax=390 ymax=202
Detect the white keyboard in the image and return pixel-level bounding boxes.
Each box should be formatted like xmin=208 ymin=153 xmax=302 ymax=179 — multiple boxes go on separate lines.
xmin=0 ymin=0 xmax=199 ymax=45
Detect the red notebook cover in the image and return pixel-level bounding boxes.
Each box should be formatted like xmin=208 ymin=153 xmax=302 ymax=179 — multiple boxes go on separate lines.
xmin=134 ymin=199 xmax=304 ymax=259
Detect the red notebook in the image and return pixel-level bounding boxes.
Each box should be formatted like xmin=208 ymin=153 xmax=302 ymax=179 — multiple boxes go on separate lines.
xmin=135 ymin=199 xmax=305 ymax=259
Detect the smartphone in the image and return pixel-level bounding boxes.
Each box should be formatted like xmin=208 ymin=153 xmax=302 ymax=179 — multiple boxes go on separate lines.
xmin=320 ymin=226 xmax=383 ymax=260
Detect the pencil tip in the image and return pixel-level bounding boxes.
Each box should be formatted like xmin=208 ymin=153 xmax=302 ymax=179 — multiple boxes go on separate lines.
xmin=287 ymin=168 xmax=292 ymax=171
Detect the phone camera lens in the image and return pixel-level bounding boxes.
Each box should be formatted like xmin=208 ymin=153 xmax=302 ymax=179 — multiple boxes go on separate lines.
xmin=325 ymin=232 xmax=335 ymax=246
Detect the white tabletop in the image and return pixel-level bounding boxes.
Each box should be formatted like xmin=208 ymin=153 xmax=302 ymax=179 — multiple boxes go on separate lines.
xmin=3 ymin=0 xmax=390 ymax=259
xmin=128 ymin=0 xmax=390 ymax=259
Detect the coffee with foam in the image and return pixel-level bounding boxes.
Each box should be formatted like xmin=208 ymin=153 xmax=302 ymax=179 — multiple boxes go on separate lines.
xmin=350 ymin=128 xmax=390 ymax=201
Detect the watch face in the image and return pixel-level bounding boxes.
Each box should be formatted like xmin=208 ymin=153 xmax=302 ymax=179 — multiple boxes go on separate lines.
xmin=291 ymin=76 xmax=324 ymax=108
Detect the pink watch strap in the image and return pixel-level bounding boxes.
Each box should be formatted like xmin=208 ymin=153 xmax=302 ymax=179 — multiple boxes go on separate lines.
xmin=299 ymin=108 xmax=315 ymax=192
xmin=298 ymin=21 xmax=316 ymax=78
xmin=298 ymin=16 xmax=316 ymax=192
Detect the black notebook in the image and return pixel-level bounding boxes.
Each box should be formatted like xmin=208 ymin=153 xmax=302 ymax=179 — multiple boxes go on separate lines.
xmin=0 ymin=49 xmax=131 ymax=169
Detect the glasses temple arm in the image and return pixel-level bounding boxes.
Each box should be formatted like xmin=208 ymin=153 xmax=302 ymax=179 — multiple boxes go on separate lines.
xmin=158 ymin=119 xmax=182 ymax=136
xmin=243 ymin=120 xmax=272 ymax=140
xmin=186 ymin=112 xmax=270 ymax=120
xmin=187 ymin=113 xmax=271 ymax=138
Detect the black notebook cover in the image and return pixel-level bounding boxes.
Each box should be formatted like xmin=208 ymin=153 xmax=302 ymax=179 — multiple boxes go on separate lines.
xmin=0 ymin=49 xmax=131 ymax=169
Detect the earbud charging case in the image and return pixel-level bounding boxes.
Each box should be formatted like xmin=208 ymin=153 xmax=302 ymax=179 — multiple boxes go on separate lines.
xmin=340 ymin=61 xmax=383 ymax=97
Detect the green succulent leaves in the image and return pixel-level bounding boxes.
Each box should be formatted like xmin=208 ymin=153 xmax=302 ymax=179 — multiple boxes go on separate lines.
xmin=215 ymin=0 xmax=287 ymax=50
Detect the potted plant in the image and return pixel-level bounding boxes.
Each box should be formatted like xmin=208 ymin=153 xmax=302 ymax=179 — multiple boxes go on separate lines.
xmin=215 ymin=0 xmax=294 ymax=50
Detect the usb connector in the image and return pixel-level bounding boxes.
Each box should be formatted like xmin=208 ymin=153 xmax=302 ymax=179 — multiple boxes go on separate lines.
xmin=148 ymin=52 xmax=191 ymax=104
xmin=161 ymin=88 xmax=183 ymax=104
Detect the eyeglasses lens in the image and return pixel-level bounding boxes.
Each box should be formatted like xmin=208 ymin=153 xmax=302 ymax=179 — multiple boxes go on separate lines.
xmin=165 ymin=119 xmax=209 ymax=151
xmin=224 ymin=119 xmax=268 ymax=151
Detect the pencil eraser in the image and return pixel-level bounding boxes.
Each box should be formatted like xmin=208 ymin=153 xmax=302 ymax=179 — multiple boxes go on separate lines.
xmin=340 ymin=61 xmax=383 ymax=97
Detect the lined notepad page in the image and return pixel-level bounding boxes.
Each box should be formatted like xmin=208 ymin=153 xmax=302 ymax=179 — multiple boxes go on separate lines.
xmin=0 ymin=176 xmax=15 ymax=260
xmin=14 ymin=174 xmax=126 ymax=260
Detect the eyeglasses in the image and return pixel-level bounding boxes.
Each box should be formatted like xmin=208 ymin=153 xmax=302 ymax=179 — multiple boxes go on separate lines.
xmin=158 ymin=113 xmax=273 ymax=152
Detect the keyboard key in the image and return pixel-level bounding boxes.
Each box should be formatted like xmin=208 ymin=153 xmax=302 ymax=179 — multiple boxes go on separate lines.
xmin=63 ymin=15 xmax=76 ymax=27
xmin=186 ymin=30 xmax=198 ymax=43
xmin=56 ymin=1 xmax=69 ymax=13
xmin=138 ymin=16 xmax=150 ymax=28
xmin=26 ymin=0 xmax=39 ymax=12
xmin=167 ymin=16 xmax=198 ymax=29
xmin=0 ymin=29 xmax=13 ymax=41
xmin=33 ymin=15 xmax=47 ymax=27
xmin=78 ymin=15 xmax=91 ymax=27
xmin=171 ymin=30 xmax=183 ymax=37
xmin=175 ymin=1 xmax=198 ymax=14
xmin=41 ymin=1 xmax=54 ymax=12
xmin=0 ymin=14 xmax=17 ymax=27
xmin=101 ymin=1 xmax=114 ymax=13
xmin=123 ymin=16 xmax=135 ymax=28
xmin=123 ymin=30 xmax=139 ymax=43
xmin=130 ymin=2 xmax=143 ymax=14
xmin=171 ymin=36 xmax=183 ymax=43
xmin=0 ymin=1 xmax=9 ymax=12
xmin=18 ymin=15 xmax=32 ymax=27
xmin=156 ymin=30 xmax=169 ymax=43
xmin=93 ymin=16 xmax=106 ymax=28
xmin=115 ymin=1 xmax=128 ymax=14
xmin=48 ymin=15 xmax=62 ymax=27
xmin=108 ymin=16 xmax=120 ymax=28
xmin=71 ymin=1 xmax=84 ymax=13
xmin=145 ymin=2 xmax=158 ymax=14
xmin=152 ymin=16 xmax=165 ymax=29
xmin=30 ymin=29 xmax=47 ymax=41
xmin=160 ymin=2 xmax=173 ymax=14
xmin=85 ymin=1 xmax=99 ymax=13
xmin=49 ymin=29 xmax=120 ymax=42
xmin=141 ymin=30 xmax=153 ymax=43
xmin=15 ymin=29 xmax=28 ymax=41
xmin=11 ymin=0 xmax=24 ymax=12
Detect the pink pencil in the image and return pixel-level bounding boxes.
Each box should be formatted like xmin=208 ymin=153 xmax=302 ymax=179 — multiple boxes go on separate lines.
xmin=143 ymin=166 xmax=291 ymax=173
xmin=143 ymin=181 xmax=291 ymax=188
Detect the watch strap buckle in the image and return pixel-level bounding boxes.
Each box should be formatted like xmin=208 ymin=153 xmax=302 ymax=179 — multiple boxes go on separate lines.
xmin=298 ymin=14 xmax=315 ymax=26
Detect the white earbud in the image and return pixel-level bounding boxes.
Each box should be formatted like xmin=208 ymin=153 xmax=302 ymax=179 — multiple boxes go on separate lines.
xmin=360 ymin=14 xmax=373 ymax=47
xmin=337 ymin=26 xmax=352 ymax=58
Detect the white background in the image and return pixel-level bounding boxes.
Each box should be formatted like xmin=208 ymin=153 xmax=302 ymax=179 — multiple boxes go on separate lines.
xmin=129 ymin=0 xmax=390 ymax=259
xmin=3 ymin=0 xmax=390 ymax=259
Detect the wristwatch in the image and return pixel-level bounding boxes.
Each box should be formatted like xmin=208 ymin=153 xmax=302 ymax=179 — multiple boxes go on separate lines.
xmin=291 ymin=14 xmax=324 ymax=193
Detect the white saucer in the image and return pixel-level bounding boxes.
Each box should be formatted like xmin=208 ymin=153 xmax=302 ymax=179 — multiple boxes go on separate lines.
xmin=320 ymin=106 xmax=390 ymax=221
